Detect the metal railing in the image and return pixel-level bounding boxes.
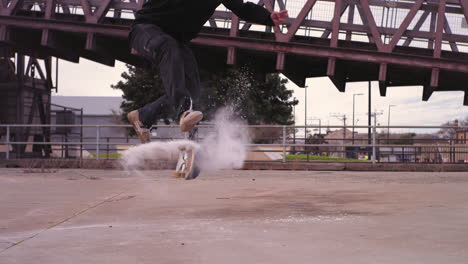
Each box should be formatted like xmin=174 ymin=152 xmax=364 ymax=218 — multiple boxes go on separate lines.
xmin=1 ymin=124 xmax=468 ymax=164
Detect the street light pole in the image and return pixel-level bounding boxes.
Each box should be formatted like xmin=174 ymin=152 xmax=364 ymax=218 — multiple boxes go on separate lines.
xmin=304 ymin=86 xmax=308 ymax=142
xmin=309 ymin=118 xmax=322 ymax=135
xmin=387 ymin=104 xmax=396 ymax=143
xmin=292 ymin=97 xmax=297 ymax=154
xmin=368 ymin=81 xmax=372 ymax=145
xmin=352 ymin=93 xmax=364 ymax=144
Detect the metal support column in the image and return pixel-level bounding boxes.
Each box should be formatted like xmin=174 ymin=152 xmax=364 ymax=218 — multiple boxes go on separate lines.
xmin=282 ymin=126 xmax=287 ymax=162
xmin=96 ymin=126 xmax=100 ymax=160
xmin=6 ymin=125 xmax=10 ymax=160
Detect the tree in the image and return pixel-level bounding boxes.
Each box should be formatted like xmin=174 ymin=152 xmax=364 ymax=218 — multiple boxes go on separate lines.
xmin=438 ymin=117 xmax=468 ymax=139
xmin=112 ymin=64 xmax=298 ymax=127
xmin=199 ymin=66 xmax=297 ymax=125
xmin=111 ymin=65 xmax=165 ymax=123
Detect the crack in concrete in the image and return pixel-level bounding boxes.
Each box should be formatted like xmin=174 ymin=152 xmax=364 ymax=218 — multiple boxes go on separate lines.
xmin=0 ymin=189 xmax=131 ymax=254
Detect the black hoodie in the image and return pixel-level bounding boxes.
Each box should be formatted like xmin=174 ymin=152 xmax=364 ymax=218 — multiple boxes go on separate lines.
xmin=134 ymin=0 xmax=274 ymax=43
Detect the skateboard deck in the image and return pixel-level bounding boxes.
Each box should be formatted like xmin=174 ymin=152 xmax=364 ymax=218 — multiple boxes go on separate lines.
xmin=172 ymin=144 xmax=201 ymax=180
xmin=172 ymin=127 xmax=201 ymax=180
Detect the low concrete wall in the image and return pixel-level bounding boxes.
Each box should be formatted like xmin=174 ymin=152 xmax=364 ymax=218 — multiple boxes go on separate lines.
xmin=1 ymin=159 xmax=467 ymax=172
xmin=243 ymin=161 xmax=468 ymax=172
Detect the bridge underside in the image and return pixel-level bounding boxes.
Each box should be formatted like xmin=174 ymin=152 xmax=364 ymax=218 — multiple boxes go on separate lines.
xmin=1 ymin=0 xmax=468 ymax=106
xmin=2 ymin=15 xmax=467 ymax=105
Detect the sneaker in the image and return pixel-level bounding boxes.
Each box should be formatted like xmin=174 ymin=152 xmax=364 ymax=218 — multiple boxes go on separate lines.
xmin=179 ymin=110 xmax=203 ymax=132
xmin=127 ymin=110 xmax=150 ymax=144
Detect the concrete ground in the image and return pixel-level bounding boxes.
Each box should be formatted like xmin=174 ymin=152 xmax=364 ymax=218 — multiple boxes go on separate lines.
xmin=0 ymin=169 xmax=467 ymax=264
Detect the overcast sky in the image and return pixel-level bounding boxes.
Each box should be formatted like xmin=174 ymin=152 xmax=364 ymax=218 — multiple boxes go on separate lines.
xmin=55 ymin=58 xmax=468 ymax=133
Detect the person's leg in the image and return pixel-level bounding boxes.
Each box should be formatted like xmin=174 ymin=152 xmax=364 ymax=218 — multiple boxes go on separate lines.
xmin=175 ymin=45 xmax=203 ymax=132
xmin=129 ymin=24 xmax=190 ymax=124
xmin=180 ymin=44 xmax=201 ymax=110
xmin=128 ymin=24 xmax=202 ymax=138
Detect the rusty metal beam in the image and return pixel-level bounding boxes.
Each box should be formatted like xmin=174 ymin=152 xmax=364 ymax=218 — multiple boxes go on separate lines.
xmin=61 ymin=4 xmax=71 ymax=14
xmin=228 ymin=14 xmax=239 ymax=65
xmin=281 ymin=0 xmax=318 ymax=42
xmin=378 ymin=62 xmax=387 ymax=96
xmin=192 ymin=34 xmax=468 ymax=73
xmin=2 ymin=15 xmax=468 ymax=74
xmin=346 ymin=4 xmax=355 ymax=41
xmin=430 ymin=67 xmax=439 ymax=88
xmin=44 ymin=0 xmax=55 ymax=19
xmin=358 ymin=0 xmax=384 ymax=50
xmin=80 ymin=0 xmax=92 ymax=22
xmin=93 ymin=0 xmax=112 ymax=23
xmin=403 ymin=10 xmax=430 ymax=46
xmin=32 ymin=58 xmax=46 ymax=80
xmin=2 ymin=0 xmax=24 ymax=15
xmin=321 ymin=2 xmax=348 ymax=39
xmin=208 ymin=18 xmax=217 ymax=28
xmin=443 ymin=17 xmax=458 ymax=52
xmin=327 ymin=57 xmax=346 ymax=92
xmin=0 ymin=25 xmax=6 ymax=41
xmin=385 ymin=0 xmax=425 ymax=52
xmin=460 ymin=0 xmax=468 ymax=23
xmin=276 ymin=51 xmax=285 ymax=71
xmin=433 ymin=0 xmax=446 ymax=58
xmin=330 ymin=0 xmax=342 ymax=48
xmin=422 ymin=85 xmax=434 ymax=101
xmin=2 ymin=13 xmax=468 ymax=60
xmin=227 ymin=46 xmax=235 ymax=65
xmin=428 ymin=9 xmax=436 ymax=49
xmin=0 ymin=15 xmax=128 ymax=38
xmin=47 ymin=0 xmax=466 ymax=15
xmin=355 ymin=2 xmax=374 ymax=43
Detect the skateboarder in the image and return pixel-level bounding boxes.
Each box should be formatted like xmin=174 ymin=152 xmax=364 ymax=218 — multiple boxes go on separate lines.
xmin=127 ymin=0 xmax=288 ymax=143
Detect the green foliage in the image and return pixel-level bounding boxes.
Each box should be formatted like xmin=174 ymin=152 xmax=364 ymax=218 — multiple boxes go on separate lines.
xmin=111 ymin=65 xmax=165 ymax=123
xmin=304 ymin=134 xmax=326 ymax=153
xmin=112 ymin=64 xmax=298 ymax=126
xmin=285 ymin=155 xmax=361 ymax=161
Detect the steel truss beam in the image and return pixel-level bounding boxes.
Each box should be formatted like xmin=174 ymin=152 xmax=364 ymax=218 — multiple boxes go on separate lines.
xmin=0 ymin=0 xmax=467 ymax=105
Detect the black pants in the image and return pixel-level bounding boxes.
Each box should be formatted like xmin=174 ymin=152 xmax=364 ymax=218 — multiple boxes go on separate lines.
xmin=129 ymin=23 xmax=200 ymax=127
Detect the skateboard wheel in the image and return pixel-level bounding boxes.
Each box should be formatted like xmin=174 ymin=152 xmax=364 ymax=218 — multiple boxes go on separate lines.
xmin=172 ymin=172 xmax=185 ymax=178
xmin=178 ymin=145 xmax=186 ymax=151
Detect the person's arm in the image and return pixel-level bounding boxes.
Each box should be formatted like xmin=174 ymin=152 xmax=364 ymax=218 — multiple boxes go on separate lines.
xmin=223 ymin=0 xmax=288 ymax=27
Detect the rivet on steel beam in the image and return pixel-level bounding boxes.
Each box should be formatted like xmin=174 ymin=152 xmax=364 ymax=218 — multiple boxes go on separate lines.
xmin=86 ymin=32 xmax=95 ymax=50
xmin=41 ymin=29 xmax=49 ymax=46
xmin=276 ymin=52 xmax=285 ymax=71
xmin=430 ymin=68 xmax=440 ymax=88
xmin=227 ymin=47 xmax=236 ymax=65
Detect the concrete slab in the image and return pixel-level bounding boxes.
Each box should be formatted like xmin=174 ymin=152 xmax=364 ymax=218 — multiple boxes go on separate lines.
xmin=0 ymin=169 xmax=467 ymax=263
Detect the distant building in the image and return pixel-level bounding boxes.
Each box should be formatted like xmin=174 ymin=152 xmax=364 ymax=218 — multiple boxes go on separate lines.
xmin=455 ymin=127 xmax=468 ymax=145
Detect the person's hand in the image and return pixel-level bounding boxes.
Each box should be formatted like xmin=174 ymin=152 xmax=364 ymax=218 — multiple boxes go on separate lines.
xmin=270 ymin=10 xmax=288 ymax=26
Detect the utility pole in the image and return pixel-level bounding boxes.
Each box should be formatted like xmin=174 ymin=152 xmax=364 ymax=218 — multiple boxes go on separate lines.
xmin=332 ymin=113 xmax=348 ymax=158
xmin=367 ymin=109 xmax=383 ymax=162
xmin=368 ymin=81 xmax=372 ymax=145
xmin=352 ymin=93 xmax=364 ymax=144
xmin=387 ymin=104 xmax=396 ymax=143
xmin=304 ymin=86 xmax=308 ymax=142
xmin=332 ymin=114 xmax=348 ymax=139
xmin=293 ymin=97 xmax=297 ymax=153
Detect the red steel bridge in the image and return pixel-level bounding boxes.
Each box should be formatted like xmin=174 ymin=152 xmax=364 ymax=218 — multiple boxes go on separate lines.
xmin=1 ymin=0 xmax=468 ymax=97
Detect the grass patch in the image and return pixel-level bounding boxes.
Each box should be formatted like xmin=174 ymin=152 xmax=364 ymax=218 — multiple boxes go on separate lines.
xmin=285 ymin=154 xmax=362 ymax=162
xmin=90 ymin=153 xmax=122 ymax=159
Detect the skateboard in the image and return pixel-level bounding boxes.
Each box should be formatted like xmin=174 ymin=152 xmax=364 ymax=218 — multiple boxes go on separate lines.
xmin=172 ymin=128 xmax=201 ymax=180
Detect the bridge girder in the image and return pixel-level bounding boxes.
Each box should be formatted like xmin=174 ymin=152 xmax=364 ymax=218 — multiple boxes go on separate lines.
xmin=0 ymin=0 xmax=467 ymax=104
